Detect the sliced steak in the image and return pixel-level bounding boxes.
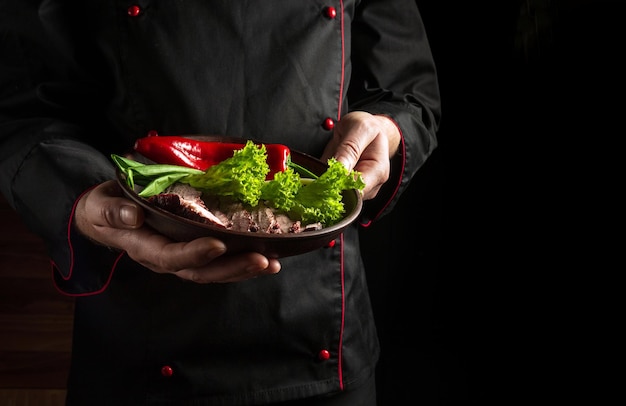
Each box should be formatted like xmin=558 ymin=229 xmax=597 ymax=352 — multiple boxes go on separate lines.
xmin=147 ymin=184 xmax=228 ymax=228
xmin=147 ymin=183 xmax=324 ymax=234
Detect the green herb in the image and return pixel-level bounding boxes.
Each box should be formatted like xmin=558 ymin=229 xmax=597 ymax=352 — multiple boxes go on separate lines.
xmin=111 ymin=154 xmax=204 ymax=196
xmin=286 ymin=158 xmax=318 ymax=179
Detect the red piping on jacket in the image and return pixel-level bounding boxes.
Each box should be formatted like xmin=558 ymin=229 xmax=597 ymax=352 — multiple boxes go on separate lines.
xmin=52 ymin=184 xmax=123 ymax=297
xmin=338 ymin=233 xmax=346 ymax=390
xmin=337 ymin=0 xmax=346 ymax=391
xmin=337 ymin=0 xmax=346 ymax=122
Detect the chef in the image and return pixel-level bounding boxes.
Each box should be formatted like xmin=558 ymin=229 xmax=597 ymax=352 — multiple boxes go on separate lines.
xmin=0 ymin=1 xmax=440 ymax=404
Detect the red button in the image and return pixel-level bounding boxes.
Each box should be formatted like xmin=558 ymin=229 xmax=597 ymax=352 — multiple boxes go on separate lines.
xmin=127 ymin=5 xmax=141 ymax=17
xmin=160 ymin=365 xmax=174 ymax=377
xmin=318 ymin=350 xmax=331 ymax=361
xmin=322 ymin=117 xmax=335 ymax=131
xmin=324 ymin=7 xmax=337 ymax=19
xmin=325 ymin=239 xmax=336 ymax=248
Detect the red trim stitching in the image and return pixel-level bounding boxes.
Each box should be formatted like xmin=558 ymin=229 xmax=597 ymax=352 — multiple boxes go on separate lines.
xmin=51 ymin=185 xmax=123 ymax=297
xmin=336 ymin=0 xmax=346 ymax=390
xmin=361 ymin=120 xmax=407 ymax=227
xmin=338 ymin=232 xmax=345 ymax=390
xmin=337 ymin=0 xmax=345 ymax=121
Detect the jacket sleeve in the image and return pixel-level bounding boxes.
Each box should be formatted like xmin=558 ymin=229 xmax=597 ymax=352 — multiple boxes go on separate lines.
xmin=0 ymin=2 xmax=122 ymax=294
xmin=349 ymin=0 xmax=441 ymax=224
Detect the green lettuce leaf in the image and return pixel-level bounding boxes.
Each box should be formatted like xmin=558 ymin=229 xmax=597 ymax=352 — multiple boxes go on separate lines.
xmin=185 ymin=140 xmax=270 ymax=206
xmin=260 ymin=167 xmax=303 ymax=211
xmin=288 ymin=158 xmax=365 ymax=225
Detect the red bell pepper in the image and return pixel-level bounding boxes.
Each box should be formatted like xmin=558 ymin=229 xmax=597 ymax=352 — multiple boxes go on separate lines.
xmin=133 ymin=134 xmax=290 ymax=180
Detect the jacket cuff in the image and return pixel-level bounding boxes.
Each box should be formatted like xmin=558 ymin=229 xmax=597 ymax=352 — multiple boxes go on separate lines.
xmin=355 ymin=101 xmax=438 ymax=226
xmin=51 ymin=187 xmax=125 ymax=296
xmin=359 ymin=125 xmax=406 ymax=226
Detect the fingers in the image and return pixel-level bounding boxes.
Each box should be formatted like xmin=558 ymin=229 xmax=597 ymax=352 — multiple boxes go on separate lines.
xmin=321 ymin=112 xmax=375 ymax=170
xmin=322 ymin=112 xmax=397 ymax=200
xmin=126 ymin=235 xmax=227 ymax=272
xmin=114 ymin=227 xmax=281 ymax=284
xmin=118 ymin=204 xmax=143 ymax=227
xmin=175 ymin=254 xmax=281 ymax=283
xmin=75 ymin=180 xmax=144 ymax=237
xmin=93 ymin=181 xmax=145 ymax=229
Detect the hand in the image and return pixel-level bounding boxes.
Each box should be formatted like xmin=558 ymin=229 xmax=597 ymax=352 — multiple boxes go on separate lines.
xmin=321 ymin=111 xmax=401 ymax=200
xmin=73 ymin=180 xmax=281 ymax=283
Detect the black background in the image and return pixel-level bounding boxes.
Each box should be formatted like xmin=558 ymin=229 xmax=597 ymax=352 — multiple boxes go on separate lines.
xmin=360 ymin=1 xmax=623 ymax=404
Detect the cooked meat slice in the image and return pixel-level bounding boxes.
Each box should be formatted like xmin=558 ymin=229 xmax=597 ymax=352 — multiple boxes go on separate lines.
xmin=147 ymin=184 xmax=324 ymax=234
xmin=230 ymin=207 xmax=256 ymax=232
xmin=167 ymin=183 xmax=203 ymax=202
xmin=147 ymin=185 xmax=227 ymax=228
xmin=288 ymin=221 xmax=301 ymax=234
xmin=253 ymin=206 xmax=278 ymax=233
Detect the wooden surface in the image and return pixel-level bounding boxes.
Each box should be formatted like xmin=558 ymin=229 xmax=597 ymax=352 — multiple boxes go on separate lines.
xmin=0 ymin=195 xmax=73 ymax=405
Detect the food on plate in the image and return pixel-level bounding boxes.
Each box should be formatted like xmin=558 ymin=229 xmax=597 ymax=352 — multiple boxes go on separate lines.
xmin=112 ymin=139 xmax=365 ymax=232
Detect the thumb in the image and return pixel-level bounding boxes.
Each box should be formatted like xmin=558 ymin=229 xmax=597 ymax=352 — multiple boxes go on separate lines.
xmin=86 ymin=180 xmax=145 ymax=230
xmin=116 ymin=203 xmax=144 ymax=228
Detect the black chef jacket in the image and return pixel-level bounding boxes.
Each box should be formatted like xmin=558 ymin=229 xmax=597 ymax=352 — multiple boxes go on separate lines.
xmin=0 ymin=1 xmax=440 ymax=404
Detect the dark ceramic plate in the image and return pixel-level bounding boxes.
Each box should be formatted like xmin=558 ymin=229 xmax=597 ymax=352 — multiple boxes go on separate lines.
xmin=116 ymin=135 xmax=363 ymax=258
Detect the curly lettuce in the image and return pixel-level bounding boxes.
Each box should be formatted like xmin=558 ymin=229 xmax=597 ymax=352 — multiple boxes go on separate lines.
xmin=290 ymin=158 xmax=365 ymax=225
xmin=185 ymin=140 xmax=269 ymax=206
